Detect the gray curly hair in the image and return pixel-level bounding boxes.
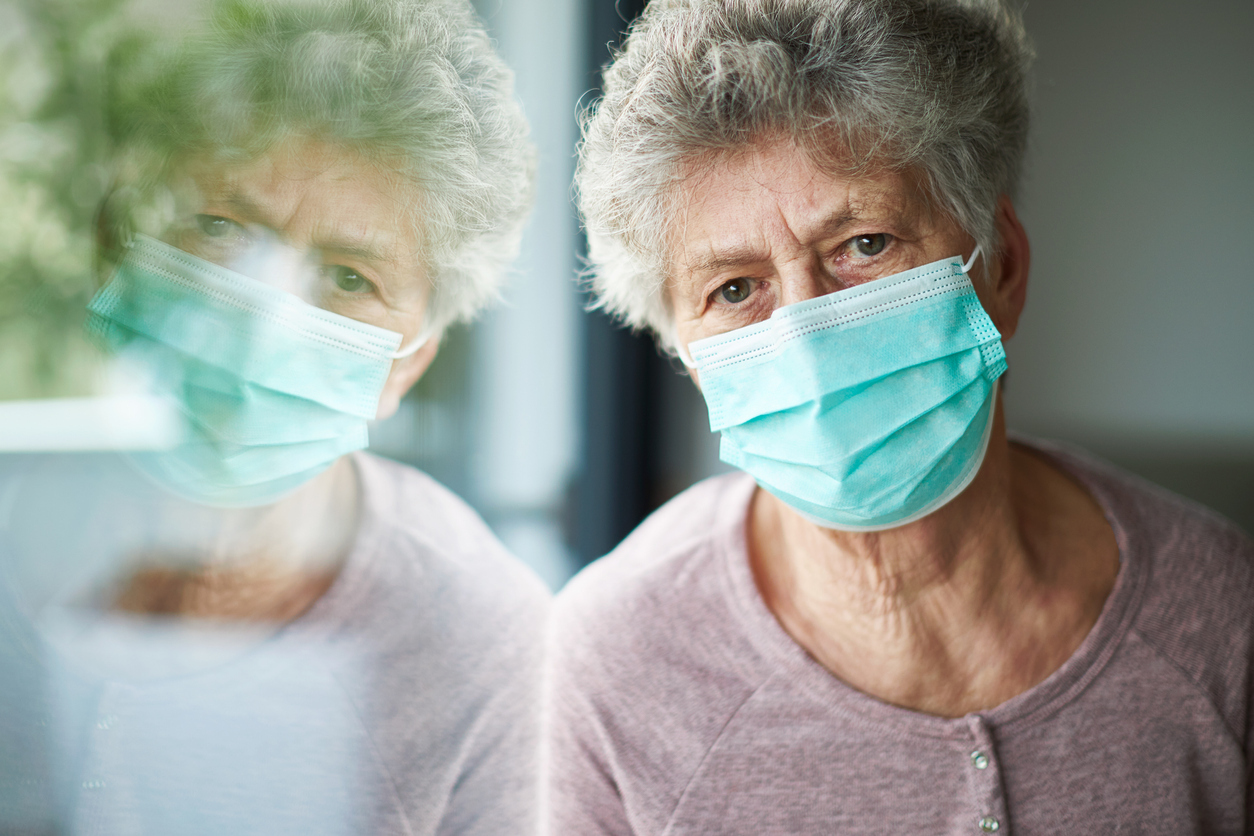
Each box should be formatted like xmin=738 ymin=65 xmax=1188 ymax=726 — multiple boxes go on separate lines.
xmin=576 ymin=0 xmax=1033 ymax=347
xmin=106 ymin=0 xmax=534 ymax=333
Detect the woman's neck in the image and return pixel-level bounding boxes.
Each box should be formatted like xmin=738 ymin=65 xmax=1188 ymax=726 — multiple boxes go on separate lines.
xmin=748 ymin=409 xmax=1119 ymax=717
xmin=111 ymin=457 xmax=360 ymax=624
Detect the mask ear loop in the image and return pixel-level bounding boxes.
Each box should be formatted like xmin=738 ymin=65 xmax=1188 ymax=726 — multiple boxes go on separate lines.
xmin=673 ymin=329 xmax=697 ymax=370
xmin=390 ymin=326 xmax=433 ymax=360
xmin=961 ymin=245 xmax=983 ymax=275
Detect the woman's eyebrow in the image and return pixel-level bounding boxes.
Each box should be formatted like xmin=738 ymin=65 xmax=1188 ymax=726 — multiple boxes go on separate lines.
xmin=316 ymin=238 xmax=390 ymax=262
xmin=809 ymin=210 xmax=865 ymax=242
xmin=683 ymin=210 xmax=868 ymax=276
xmin=684 ymin=243 xmax=770 ymax=276
xmin=220 ymin=191 xmax=275 ymax=228
xmin=217 ymin=190 xmax=392 ymax=263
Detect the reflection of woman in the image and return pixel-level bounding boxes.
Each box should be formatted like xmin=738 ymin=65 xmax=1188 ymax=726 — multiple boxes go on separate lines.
xmin=549 ymin=0 xmax=1254 ymax=832
xmin=0 ymin=1 xmax=545 ymax=833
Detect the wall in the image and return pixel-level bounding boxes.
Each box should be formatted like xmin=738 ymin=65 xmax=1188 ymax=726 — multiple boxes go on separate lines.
xmin=1008 ymin=0 xmax=1254 ymax=530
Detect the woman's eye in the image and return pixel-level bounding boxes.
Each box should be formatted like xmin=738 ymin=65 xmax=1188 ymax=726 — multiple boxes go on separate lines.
xmin=329 ymin=265 xmax=375 ymax=294
xmin=851 ymin=233 xmax=888 ymax=257
xmin=194 ymin=214 xmax=245 ymax=239
xmin=717 ymin=278 xmax=753 ymax=304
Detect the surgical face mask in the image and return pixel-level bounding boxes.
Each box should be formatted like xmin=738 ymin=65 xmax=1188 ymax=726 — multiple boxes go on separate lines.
xmin=679 ymin=248 xmax=1006 ymax=531
xmin=86 ymin=234 xmax=428 ymax=507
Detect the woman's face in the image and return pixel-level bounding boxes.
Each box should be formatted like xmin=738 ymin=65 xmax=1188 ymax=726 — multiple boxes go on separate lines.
xmin=162 ymin=137 xmax=430 ymax=346
xmin=665 ymin=138 xmax=1022 ymax=369
xmin=154 ymin=137 xmax=437 ymax=419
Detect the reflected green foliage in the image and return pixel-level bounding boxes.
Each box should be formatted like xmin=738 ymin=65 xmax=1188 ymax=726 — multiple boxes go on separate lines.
xmin=0 ymin=0 xmax=153 ymax=399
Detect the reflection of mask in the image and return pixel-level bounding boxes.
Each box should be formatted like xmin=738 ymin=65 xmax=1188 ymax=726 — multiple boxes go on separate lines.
xmin=685 ymin=250 xmax=1006 ymax=531
xmin=86 ymin=234 xmax=417 ymax=507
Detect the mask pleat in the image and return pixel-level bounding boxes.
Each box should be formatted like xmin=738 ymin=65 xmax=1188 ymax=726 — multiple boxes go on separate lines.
xmin=701 ymin=282 xmax=998 ymax=432
xmin=727 ymin=381 xmax=993 ymax=512
xmin=723 ymin=349 xmax=989 ymax=466
xmin=760 ymin=389 xmax=995 ymax=530
xmin=85 ymin=236 xmax=406 ymax=507
xmin=89 ymin=274 xmax=389 ymax=420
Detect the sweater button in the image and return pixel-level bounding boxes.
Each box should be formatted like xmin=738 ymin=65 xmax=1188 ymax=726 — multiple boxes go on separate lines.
xmin=978 ymin=815 xmax=1000 ymax=832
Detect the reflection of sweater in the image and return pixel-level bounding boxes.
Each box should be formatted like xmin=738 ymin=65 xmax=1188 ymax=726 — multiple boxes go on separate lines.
xmin=548 ymin=440 xmax=1254 ymax=835
xmin=0 ymin=452 xmax=550 ymax=836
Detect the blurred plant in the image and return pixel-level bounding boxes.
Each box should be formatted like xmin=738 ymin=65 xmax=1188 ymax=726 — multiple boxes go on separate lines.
xmin=0 ymin=0 xmax=156 ymax=399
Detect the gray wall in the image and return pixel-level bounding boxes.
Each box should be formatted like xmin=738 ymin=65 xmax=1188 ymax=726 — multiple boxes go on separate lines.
xmin=1007 ymin=0 xmax=1254 ymax=531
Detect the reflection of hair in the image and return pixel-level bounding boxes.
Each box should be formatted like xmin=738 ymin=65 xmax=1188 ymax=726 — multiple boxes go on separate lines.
xmin=576 ymin=0 xmax=1033 ymax=344
xmin=108 ymin=0 xmax=534 ymax=332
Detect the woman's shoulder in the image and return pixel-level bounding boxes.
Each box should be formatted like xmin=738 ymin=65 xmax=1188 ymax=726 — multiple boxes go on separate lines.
xmin=551 ymin=470 xmax=766 ymax=707
xmin=1021 ymin=436 xmax=1254 ymax=581
xmin=548 ymin=472 xmax=771 ymax=818
xmin=353 ymin=452 xmax=546 ymax=582
xmin=1021 ymin=436 xmax=1254 ymax=730
xmin=301 ymin=454 xmax=547 ymax=829
xmin=316 ymin=450 xmax=549 ymax=709
xmin=327 ymin=452 xmax=550 ymax=648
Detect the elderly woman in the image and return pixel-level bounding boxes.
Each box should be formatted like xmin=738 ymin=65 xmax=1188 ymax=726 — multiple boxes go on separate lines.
xmin=0 ymin=1 xmax=544 ymax=834
xmin=549 ymin=0 xmax=1254 ymax=832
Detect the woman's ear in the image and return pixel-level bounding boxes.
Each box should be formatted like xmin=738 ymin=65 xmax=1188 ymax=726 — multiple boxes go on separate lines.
xmin=986 ymin=195 xmax=1031 ymax=341
xmin=375 ymin=335 xmax=440 ymax=421
xmin=93 ymin=189 xmax=131 ymax=284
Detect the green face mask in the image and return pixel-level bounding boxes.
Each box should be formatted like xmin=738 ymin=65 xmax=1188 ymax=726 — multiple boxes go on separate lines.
xmin=681 ymin=249 xmax=1006 ymax=531
xmin=86 ymin=235 xmax=423 ymax=507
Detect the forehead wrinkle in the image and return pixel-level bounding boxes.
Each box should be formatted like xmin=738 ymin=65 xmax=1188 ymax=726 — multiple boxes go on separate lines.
xmin=674 ymin=174 xmax=786 ymax=276
xmin=803 ymin=177 xmax=924 ymax=245
xmin=220 ymin=189 xmax=281 ymax=231
xmin=681 ymin=198 xmax=860 ymax=277
xmin=225 ymin=166 xmax=403 ymax=264
xmin=669 ymin=142 xmax=921 ymax=281
xmin=679 ymin=201 xmax=783 ymax=276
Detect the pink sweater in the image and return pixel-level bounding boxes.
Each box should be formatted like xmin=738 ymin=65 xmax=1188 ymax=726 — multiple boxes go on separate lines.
xmin=548 ymin=440 xmax=1254 ymax=835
